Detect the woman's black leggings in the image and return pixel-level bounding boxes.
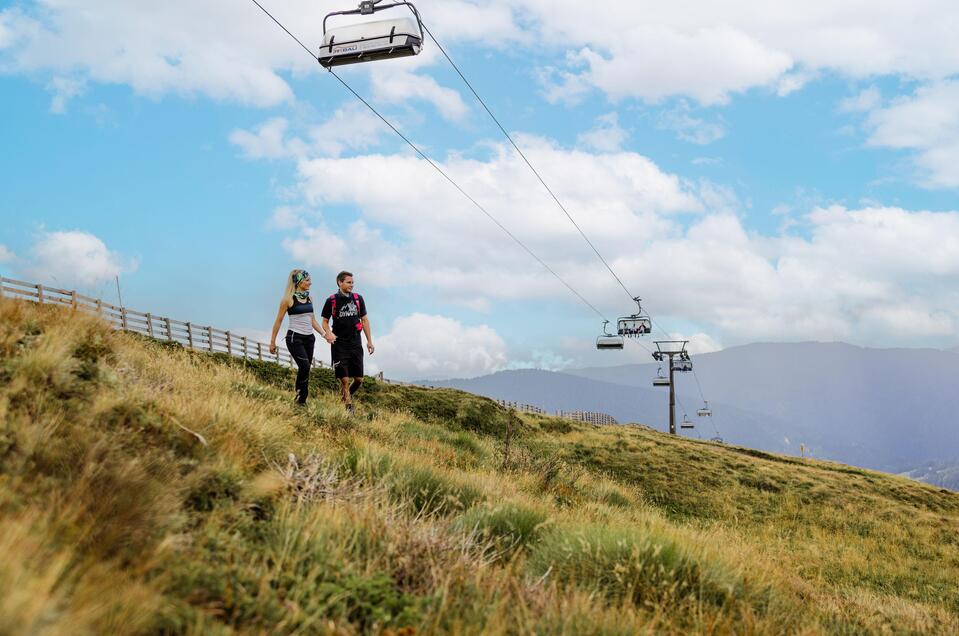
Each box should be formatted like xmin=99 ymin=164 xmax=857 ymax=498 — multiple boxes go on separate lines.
xmin=285 ymin=331 xmax=315 ymax=404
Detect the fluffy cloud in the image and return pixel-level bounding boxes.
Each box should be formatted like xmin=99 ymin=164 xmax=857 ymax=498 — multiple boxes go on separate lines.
xmin=657 ymin=101 xmax=725 ymax=145
xmin=7 ymin=1 xmax=959 ymax=111
xmin=0 ymin=0 xmax=515 ymax=111
xmin=523 ymin=0 xmax=959 ymax=104
xmin=369 ymin=313 xmax=508 ymax=380
xmin=576 ymin=112 xmax=627 ymax=152
xmin=22 ymin=230 xmax=137 ymax=287
xmin=285 ymin=136 xmax=702 ymax=307
xmin=0 ymin=244 xmax=15 ymax=264
xmin=863 ymin=80 xmax=959 ymax=188
xmin=267 ymin=132 xmax=959 ymax=349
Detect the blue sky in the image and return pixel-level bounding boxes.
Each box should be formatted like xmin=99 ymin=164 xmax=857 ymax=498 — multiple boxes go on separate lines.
xmin=2 ymin=1 xmax=959 ymax=379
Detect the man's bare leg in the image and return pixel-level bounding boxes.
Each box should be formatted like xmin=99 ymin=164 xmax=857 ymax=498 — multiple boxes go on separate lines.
xmin=350 ymin=377 xmax=363 ymax=397
xmin=339 ymin=377 xmax=351 ymax=407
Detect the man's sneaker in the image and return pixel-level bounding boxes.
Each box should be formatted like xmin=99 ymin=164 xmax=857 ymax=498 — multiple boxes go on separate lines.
xmin=345 ymin=403 xmax=355 ymax=415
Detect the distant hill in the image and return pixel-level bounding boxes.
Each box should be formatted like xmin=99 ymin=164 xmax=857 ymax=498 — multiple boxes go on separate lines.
xmin=901 ymin=460 xmax=959 ymax=491
xmin=424 ymin=369 xmax=815 ymax=454
xmin=431 ymin=342 xmax=959 ymax=473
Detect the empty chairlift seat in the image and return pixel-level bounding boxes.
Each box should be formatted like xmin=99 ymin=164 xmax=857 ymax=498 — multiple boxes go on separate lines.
xmin=596 ymin=320 xmax=624 ymax=350
xmin=318 ymin=2 xmax=424 ymax=68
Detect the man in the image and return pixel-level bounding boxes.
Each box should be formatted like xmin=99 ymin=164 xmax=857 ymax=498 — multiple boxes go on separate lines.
xmin=321 ymin=271 xmax=374 ymax=412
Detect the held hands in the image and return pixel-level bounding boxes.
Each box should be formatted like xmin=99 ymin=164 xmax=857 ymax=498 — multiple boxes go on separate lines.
xmin=325 ymin=333 xmax=337 ymax=345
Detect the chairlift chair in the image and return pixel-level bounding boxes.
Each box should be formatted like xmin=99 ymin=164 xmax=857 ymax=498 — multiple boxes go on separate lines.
xmin=652 ymin=367 xmax=670 ymax=387
xmin=671 ymin=358 xmax=693 ymax=372
xmin=617 ymin=297 xmax=652 ymax=337
xmin=318 ymin=0 xmax=424 ymax=68
xmin=680 ymin=417 xmax=695 ymax=430
xmin=596 ymin=320 xmax=624 ymax=350
xmin=697 ymin=401 xmax=712 ymax=417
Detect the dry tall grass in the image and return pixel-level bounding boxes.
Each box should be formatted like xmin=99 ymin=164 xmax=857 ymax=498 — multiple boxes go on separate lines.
xmin=1 ymin=299 xmax=957 ymax=634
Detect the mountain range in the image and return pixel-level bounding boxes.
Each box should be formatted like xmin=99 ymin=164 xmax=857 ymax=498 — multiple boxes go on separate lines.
xmin=422 ymin=342 xmax=959 ymax=475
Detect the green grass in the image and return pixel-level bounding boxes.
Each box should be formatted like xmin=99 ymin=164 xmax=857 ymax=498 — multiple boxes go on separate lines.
xmin=2 ymin=299 xmax=959 ymax=634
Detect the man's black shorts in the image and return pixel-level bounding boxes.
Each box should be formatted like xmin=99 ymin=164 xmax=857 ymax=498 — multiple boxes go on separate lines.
xmin=332 ymin=345 xmax=364 ymax=379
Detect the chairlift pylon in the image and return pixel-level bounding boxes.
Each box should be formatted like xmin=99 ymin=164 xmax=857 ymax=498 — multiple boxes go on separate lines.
xmin=617 ymin=297 xmax=652 ymax=337
xmin=596 ymin=320 xmax=624 ymax=350
xmin=318 ymin=0 xmax=424 ymax=68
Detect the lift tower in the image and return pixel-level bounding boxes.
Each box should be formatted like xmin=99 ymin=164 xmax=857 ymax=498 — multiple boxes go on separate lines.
xmin=652 ymin=340 xmax=691 ymax=435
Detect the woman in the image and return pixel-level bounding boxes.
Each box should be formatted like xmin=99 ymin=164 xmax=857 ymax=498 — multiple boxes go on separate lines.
xmin=269 ymin=269 xmax=335 ymax=406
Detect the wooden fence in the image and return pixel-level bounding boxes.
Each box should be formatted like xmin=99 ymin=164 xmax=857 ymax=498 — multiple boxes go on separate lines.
xmin=0 ymin=276 xmax=320 ymax=370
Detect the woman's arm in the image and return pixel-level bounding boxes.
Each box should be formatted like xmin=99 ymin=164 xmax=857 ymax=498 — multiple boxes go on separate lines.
xmin=269 ymin=298 xmax=290 ymax=354
xmin=312 ymin=316 xmax=336 ymax=344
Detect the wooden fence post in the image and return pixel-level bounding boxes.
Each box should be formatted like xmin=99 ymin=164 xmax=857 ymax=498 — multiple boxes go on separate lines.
xmin=242 ymin=336 xmax=248 ymax=360
xmin=226 ymin=331 xmax=232 ymax=356
xmin=207 ymin=326 xmax=214 ymax=352
xmin=186 ymin=322 xmax=194 ymax=348
xmin=257 ymin=342 xmax=263 ymax=360
xmin=165 ymin=317 xmax=173 ymax=341
xmin=121 ymin=307 xmax=129 ymax=330
xmin=96 ymin=299 xmax=102 ymax=315
xmin=70 ymin=290 xmax=78 ymax=310
xmin=37 ymin=284 xmax=45 ymax=304
xmin=146 ymin=313 xmax=154 ymax=338
xmin=0 ymin=277 xmax=5 ymax=299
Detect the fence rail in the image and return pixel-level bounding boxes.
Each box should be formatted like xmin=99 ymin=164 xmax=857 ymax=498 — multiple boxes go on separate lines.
xmin=0 ymin=277 xmax=315 ymax=370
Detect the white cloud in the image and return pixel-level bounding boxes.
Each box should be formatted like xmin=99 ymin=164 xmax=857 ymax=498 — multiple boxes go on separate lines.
xmin=658 ymin=101 xmax=725 ymax=145
xmin=47 ymin=76 xmax=85 ymax=113
xmin=776 ymin=69 xmax=818 ymax=96
xmin=0 ymin=244 xmax=15 ymax=263
xmin=369 ymin=313 xmax=508 ymax=380
xmin=229 ymin=117 xmax=304 ymax=160
xmin=308 ymin=104 xmax=388 ymax=157
xmin=576 ymin=112 xmax=627 ymax=152
xmin=7 ymin=1 xmax=959 ymax=113
xmin=370 ymin=67 xmax=469 ymax=122
xmin=524 ymin=1 xmax=959 ymax=104
xmin=286 ymin=137 xmax=702 ymax=306
xmin=22 ymin=230 xmax=137 ymax=287
xmin=863 ymin=80 xmax=959 ymax=188
xmin=839 ymin=86 xmax=881 ymax=113
xmin=277 ymin=140 xmax=959 ymax=349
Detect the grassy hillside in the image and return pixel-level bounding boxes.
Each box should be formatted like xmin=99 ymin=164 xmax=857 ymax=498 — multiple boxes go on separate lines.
xmin=2 ymin=299 xmax=958 ymax=635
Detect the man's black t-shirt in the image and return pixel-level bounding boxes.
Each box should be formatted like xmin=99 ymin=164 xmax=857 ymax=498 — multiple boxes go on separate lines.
xmin=321 ymin=292 xmax=367 ymax=348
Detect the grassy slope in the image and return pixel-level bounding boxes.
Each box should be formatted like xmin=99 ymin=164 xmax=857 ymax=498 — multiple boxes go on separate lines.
xmin=2 ymin=299 xmax=958 ymax=635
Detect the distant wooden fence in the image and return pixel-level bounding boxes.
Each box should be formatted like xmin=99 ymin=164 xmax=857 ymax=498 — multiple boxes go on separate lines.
xmin=0 ymin=276 xmax=318 ymax=370
xmin=496 ymin=400 xmax=547 ymax=415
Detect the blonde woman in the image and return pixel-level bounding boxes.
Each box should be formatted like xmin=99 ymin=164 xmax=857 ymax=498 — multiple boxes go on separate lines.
xmin=269 ymin=269 xmax=335 ymax=406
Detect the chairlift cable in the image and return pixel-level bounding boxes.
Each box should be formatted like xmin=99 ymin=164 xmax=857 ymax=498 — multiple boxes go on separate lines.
xmin=248 ymin=0 xmax=608 ymax=323
xmin=423 ymin=23 xmax=636 ymax=304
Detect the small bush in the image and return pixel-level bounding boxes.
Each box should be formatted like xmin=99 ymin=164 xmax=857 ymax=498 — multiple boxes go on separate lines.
xmin=528 ymin=525 xmax=739 ymax=609
xmin=390 ymin=465 xmax=484 ymax=515
xmin=454 ymin=503 xmax=548 ymax=554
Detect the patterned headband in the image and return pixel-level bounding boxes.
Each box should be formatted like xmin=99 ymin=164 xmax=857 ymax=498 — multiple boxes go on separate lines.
xmin=292 ymin=270 xmax=310 ymax=286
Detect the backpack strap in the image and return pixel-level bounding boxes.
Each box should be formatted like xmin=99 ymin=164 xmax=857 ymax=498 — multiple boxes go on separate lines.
xmin=330 ymin=294 xmax=337 ymax=317
xmin=353 ymin=293 xmax=363 ymax=331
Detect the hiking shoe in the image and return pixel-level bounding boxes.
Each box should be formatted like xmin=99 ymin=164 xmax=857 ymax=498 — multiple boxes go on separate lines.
xmin=345 ymin=403 xmax=355 ymax=415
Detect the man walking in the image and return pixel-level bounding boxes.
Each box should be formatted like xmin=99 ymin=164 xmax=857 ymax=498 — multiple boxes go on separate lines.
xmin=321 ymin=271 xmax=374 ymax=412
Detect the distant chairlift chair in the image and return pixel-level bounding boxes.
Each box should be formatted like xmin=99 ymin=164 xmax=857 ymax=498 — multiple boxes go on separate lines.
xmin=617 ymin=297 xmax=652 ymax=338
xmin=596 ymin=320 xmax=624 ymax=350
